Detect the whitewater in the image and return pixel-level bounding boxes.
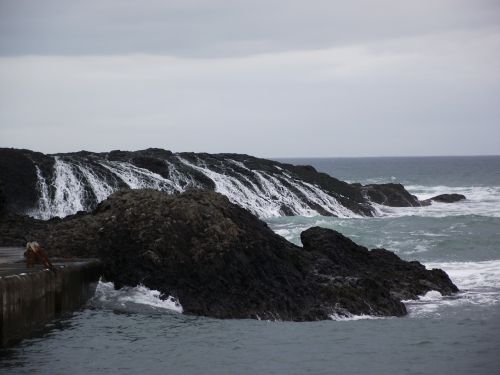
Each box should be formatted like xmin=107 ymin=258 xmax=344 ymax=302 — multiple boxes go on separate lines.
xmin=27 ymin=154 xmax=359 ymax=220
xmin=2 ymin=155 xmax=499 ymax=375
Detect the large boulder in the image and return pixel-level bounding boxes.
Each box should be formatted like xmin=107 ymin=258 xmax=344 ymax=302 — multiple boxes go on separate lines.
xmin=0 ymin=189 xmax=458 ymax=320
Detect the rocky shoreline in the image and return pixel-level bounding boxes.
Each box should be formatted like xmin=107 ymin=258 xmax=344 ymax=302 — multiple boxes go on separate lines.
xmin=0 ymin=148 xmax=463 ymax=220
xmin=0 ymin=189 xmax=458 ymax=321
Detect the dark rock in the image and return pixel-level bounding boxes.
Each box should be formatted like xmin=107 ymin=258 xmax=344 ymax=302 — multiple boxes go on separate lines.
xmin=0 ymin=149 xmax=39 ymax=214
xmin=0 ymin=181 xmax=6 ymax=216
xmin=301 ymin=227 xmax=458 ymax=300
xmin=2 ymin=147 xmax=428 ymax=219
xmin=361 ymin=183 xmax=421 ymax=207
xmin=421 ymin=193 xmax=466 ymax=205
xmin=1 ymin=189 xmax=458 ymax=321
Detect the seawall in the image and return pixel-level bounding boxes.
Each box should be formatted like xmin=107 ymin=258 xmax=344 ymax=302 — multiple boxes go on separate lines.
xmin=0 ymin=258 xmax=101 ymax=347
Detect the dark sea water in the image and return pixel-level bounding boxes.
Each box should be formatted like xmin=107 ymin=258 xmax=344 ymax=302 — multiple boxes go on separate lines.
xmin=2 ymin=156 xmax=500 ymax=375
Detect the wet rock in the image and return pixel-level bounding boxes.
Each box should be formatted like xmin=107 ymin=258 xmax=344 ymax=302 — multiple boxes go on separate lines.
xmin=1 ymin=189 xmax=458 ymax=321
xmin=421 ymin=193 xmax=466 ymax=205
xmin=301 ymin=227 xmax=458 ymax=301
xmin=361 ymin=183 xmax=421 ymax=207
xmin=1 ymin=147 xmax=430 ymax=219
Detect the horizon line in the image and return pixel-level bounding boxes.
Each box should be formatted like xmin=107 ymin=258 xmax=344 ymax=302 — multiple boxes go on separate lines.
xmin=1 ymin=146 xmax=499 ymax=160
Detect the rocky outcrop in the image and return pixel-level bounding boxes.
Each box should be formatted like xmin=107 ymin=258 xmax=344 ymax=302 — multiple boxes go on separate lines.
xmin=361 ymin=184 xmax=467 ymax=207
xmin=421 ymin=193 xmax=466 ymax=205
xmin=0 ymin=189 xmax=458 ymax=321
xmin=301 ymin=227 xmax=458 ymax=301
xmin=1 ymin=147 xmax=446 ymax=220
xmin=361 ymin=183 xmax=421 ymax=207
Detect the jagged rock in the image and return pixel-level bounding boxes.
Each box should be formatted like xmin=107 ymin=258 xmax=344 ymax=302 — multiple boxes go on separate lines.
xmin=0 ymin=189 xmax=458 ymax=321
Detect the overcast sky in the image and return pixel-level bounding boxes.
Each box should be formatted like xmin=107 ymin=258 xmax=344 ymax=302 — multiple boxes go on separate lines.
xmin=0 ymin=0 xmax=499 ymax=157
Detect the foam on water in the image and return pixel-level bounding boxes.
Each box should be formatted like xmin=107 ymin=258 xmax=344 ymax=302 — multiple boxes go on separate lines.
xmin=76 ymin=164 xmax=116 ymax=203
xmin=405 ymin=260 xmax=500 ymax=317
xmin=100 ymin=161 xmax=181 ymax=192
xmin=373 ymin=185 xmax=500 ymax=218
xmin=30 ymin=166 xmax=52 ymax=220
xmin=329 ymin=313 xmax=385 ymax=321
xmin=177 ymin=156 xmax=358 ymax=218
xmin=28 ymin=155 xmax=360 ymax=219
xmin=31 ymin=158 xmax=87 ymax=219
xmin=91 ymin=280 xmax=183 ymax=314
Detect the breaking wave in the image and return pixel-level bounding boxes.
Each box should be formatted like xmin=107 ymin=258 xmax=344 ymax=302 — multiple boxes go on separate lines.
xmin=404 ymin=260 xmax=500 ymax=318
xmin=373 ymin=185 xmax=500 ymax=218
xmin=90 ymin=280 xmax=183 ymax=314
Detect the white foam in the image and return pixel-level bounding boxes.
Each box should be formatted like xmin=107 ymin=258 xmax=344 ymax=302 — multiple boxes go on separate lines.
xmin=373 ymin=185 xmax=500 ymax=218
xmin=77 ymin=164 xmax=116 ymax=203
xmin=92 ymin=280 xmax=183 ymax=313
xmin=329 ymin=313 xmax=384 ymax=321
xmin=177 ymin=156 xmax=359 ymax=218
xmin=404 ymin=260 xmax=500 ymax=318
xmin=31 ymin=157 xmax=87 ymax=219
xmin=29 ymin=155 xmax=498 ymax=221
xmin=99 ymin=161 xmax=179 ymax=192
xmin=417 ymin=290 xmax=443 ymax=301
xmin=30 ymin=166 xmax=52 ymax=220
xmin=426 ymin=260 xmax=500 ymax=291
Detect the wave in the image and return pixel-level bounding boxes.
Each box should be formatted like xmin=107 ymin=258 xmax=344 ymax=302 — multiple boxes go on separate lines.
xmin=404 ymin=260 xmax=500 ymax=318
xmin=373 ymin=185 xmax=500 ymax=218
xmin=88 ymin=259 xmax=500 ymax=320
xmin=329 ymin=313 xmax=385 ymax=321
xmin=90 ymin=280 xmax=183 ymax=314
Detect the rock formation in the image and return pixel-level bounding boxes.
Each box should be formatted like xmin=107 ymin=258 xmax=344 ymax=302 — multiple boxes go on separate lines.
xmin=359 ymin=183 xmax=422 ymax=207
xmin=421 ymin=193 xmax=467 ymax=205
xmin=1 ymin=148 xmax=463 ymax=221
xmin=0 ymin=189 xmax=458 ymax=321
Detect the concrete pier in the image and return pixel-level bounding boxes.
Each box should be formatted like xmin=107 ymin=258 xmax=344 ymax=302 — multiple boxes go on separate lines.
xmin=0 ymin=247 xmax=101 ymax=347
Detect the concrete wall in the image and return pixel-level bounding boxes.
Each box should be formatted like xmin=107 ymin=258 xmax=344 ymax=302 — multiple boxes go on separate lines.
xmin=0 ymin=260 xmax=101 ymax=347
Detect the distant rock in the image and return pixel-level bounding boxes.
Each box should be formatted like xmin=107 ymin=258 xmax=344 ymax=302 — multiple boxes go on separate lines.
xmin=421 ymin=193 xmax=466 ymax=205
xmin=1 ymin=189 xmax=459 ymax=321
xmin=361 ymin=183 xmax=421 ymax=207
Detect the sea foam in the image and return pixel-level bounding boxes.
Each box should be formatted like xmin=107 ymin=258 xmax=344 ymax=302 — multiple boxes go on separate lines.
xmin=372 ymin=185 xmax=500 ymax=218
xmin=404 ymin=260 xmax=500 ymax=318
xmin=91 ymin=280 xmax=183 ymax=314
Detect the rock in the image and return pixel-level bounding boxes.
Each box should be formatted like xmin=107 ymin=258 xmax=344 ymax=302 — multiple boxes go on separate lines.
xmin=0 ymin=181 xmax=6 ymax=216
xmin=361 ymin=183 xmax=421 ymax=207
xmin=421 ymin=193 xmax=466 ymax=205
xmin=301 ymin=227 xmax=458 ymax=301
xmin=1 ymin=147 xmax=434 ymax=219
xmin=0 ymin=189 xmax=458 ymax=321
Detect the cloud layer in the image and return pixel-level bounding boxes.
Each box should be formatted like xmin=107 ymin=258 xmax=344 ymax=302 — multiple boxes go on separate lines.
xmin=0 ymin=1 xmax=499 ymax=156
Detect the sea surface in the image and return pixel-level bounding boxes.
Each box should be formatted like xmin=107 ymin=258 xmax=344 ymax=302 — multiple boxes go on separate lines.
xmin=2 ymin=156 xmax=500 ymax=375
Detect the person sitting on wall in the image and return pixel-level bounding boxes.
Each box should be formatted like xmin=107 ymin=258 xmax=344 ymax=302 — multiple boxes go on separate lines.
xmin=24 ymin=241 xmax=55 ymax=272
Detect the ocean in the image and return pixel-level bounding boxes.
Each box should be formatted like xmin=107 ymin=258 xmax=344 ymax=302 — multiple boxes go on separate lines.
xmin=1 ymin=156 xmax=499 ymax=375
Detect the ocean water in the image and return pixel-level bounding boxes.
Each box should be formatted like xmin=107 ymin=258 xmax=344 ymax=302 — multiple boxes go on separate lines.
xmin=1 ymin=156 xmax=500 ymax=375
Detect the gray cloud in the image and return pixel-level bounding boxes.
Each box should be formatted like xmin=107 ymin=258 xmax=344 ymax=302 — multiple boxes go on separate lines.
xmin=0 ymin=1 xmax=499 ymax=156
xmin=1 ymin=0 xmax=499 ymax=57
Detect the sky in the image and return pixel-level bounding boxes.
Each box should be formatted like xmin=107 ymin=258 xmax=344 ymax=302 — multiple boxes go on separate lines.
xmin=0 ymin=0 xmax=499 ymax=157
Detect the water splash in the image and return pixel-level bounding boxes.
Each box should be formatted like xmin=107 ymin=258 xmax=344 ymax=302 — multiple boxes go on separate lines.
xmin=29 ymin=154 xmax=359 ymax=219
xmin=30 ymin=166 xmax=52 ymax=220
xmin=91 ymin=280 xmax=183 ymax=314
xmin=178 ymin=157 xmax=358 ymax=218
xmin=76 ymin=164 xmax=116 ymax=203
